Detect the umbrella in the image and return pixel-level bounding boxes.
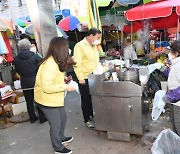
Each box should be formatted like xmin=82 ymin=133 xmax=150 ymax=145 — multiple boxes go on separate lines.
xmin=16 ymin=19 xmax=30 ymax=28
xmin=0 ymin=18 xmax=13 ymax=33
xmin=1 ymin=32 xmax=14 ymax=62
xmin=124 ymin=0 xmax=180 ymax=32
xmin=0 ymin=19 xmax=8 ymax=32
xmin=96 ymin=0 xmax=113 ymax=7
xmin=123 ymin=22 xmax=143 ymax=34
xmin=17 ymin=25 xmax=25 ymax=34
xmin=58 ymin=15 xmax=80 ymax=31
xmin=167 ymin=27 xmax=180 ymax=34
xmin=125 ymin=0 xmax=180 ymax=21
xmin=143 ymin=0 xmax=164 ymax=4
xmin=0 ymin=32 xmax=9 ymax=55
xmin=25 ymin=24 xmax=68 ymax=38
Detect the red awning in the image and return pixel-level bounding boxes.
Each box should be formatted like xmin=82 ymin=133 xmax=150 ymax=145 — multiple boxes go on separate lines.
xmin=125 ymin=0 xmax=180 ymax=21
xmin=123 ymin=21 xmax=143 ymax=34
xmin=152 ymin=12 xmax=178 ymax=30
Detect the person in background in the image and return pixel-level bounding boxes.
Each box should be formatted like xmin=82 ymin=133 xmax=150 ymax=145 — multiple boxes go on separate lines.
xmin=123 ymin=38 xmax=137 ymax=62
xmin=14 ymin=39 xmax=46 ymax=123
xmin=73 ymin=28 xmax=101 ymax=129
xmin=133 ymin=38 xmax=145 ymax=56
xmin=34 ymin=37 xmax=76 ymax=154
xmin=162 ymin=41 xmax=180 ymax=103
xmin=161 ymin=41 xmax=180 ymax=133
xmin=30 ymin=44 xmax=42 ymax=58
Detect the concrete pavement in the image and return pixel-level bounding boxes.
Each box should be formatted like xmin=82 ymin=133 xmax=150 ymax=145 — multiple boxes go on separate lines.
xmin=0 ymin=92 xmax=172 ymax=154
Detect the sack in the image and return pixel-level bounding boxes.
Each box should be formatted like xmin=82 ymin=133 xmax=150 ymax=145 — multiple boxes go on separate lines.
xmin=151 ymin=129 xmax=180 ymax=154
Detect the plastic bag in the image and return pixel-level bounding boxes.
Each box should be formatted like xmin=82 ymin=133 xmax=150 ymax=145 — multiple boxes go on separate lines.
xmin=143 ymin=71 xmax=162 ymax=98
xmin=147 ymin=63 xmax=163 ymax=75
xmin=65 ymin=80 xmax=79 ymax=96
xmin=14 ymin=80 xmax=21 ymax=90
xmin=151 ymin=90 xmax=166 ymax=120
xmin=151 ymin=129 xmax=180 ymax=154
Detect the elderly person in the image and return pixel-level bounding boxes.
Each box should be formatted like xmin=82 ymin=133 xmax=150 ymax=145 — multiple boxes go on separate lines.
xmin=14 ymin=39 xmax=46 ymax=123
xmin=160 ymin=41 xmax=180 ymax=133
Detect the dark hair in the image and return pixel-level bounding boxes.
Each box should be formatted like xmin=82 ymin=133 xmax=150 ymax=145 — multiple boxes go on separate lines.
xmin=40 ymin=37 xmax=75 ymax=72
xmin=86 ymin=27 xmax=101 ymax=36
xmin=170 ymin=41 xmax=180 ymax=57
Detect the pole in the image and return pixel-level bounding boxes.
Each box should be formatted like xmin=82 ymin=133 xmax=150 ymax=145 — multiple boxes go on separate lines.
xmin=177 ymin=17 xmax=180 ymax=41
xmin=26 ymin=0 xmax=58 ymax=57
xmin=8 ymin=1 xmax=16 ymax=24
xmin=131 ymin=21 xmax=133 ymax=44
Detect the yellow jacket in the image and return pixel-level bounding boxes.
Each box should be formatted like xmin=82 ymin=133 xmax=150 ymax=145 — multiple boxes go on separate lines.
xmin=34 ymin=56 xmax=67 ymax=107
xmin=73 ymin=38 xmax=99 ymax=80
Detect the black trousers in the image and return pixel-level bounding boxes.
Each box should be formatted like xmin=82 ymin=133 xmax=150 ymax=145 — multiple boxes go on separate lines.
xmin=23 ymin=89 xmax=45 ymax=121
xmin=78 ymin=79 xmax=93 ymax=123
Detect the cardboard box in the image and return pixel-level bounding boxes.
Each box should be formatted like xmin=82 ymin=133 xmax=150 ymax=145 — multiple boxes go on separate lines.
xmin=14 ymin=89 xmax=24 ymax=97
xmin=7 ymin=94 xmax=17 ymax=104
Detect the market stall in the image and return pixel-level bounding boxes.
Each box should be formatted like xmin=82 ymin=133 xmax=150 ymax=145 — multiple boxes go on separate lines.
xmin=87 ymin=58 xmax=155 ymax=141
xmin=86 ymin=0 xmax=180 ymax=141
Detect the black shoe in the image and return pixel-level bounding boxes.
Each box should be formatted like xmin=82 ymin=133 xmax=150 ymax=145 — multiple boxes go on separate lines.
xmin=54 ymin=147 xmax=72 ymax=154
xmin=62 ymin=137 xmax=73 ymax=144
xmin=39 ymin=118 xmax=47 ymax=124
xmin=30 ymin=117 xmax=38 ymax=123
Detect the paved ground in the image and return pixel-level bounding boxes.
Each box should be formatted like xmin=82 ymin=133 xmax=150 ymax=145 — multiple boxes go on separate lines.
xmin=0 ymin=92 xmax=172 ymax=154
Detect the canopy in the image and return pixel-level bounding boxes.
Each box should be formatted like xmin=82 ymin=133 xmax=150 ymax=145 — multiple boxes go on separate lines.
xmin=96 ymin=0 xmax=113 ymax=7
xmin=2 ymin=32 xmax=14 ymax=62
xmin=87 ymin=0 xmax=102 ymax=30
xmin=0 ymin=32 xmax=9 ymax=55
xmin=16 ymin=19 xmax=30 ymax=28
xmin=123 ymin=22 xmax=143 ymax=34
xmin=124 ymin=0 xmax=180 ymax=32
xmin=125 ymin=0 xmax=180 ymax=21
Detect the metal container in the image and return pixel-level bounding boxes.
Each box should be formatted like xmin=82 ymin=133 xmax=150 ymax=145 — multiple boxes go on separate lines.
xmin=88 ymin=71 xmax=148 ymax=141
xmin=119 ymin=68 xmax=139 ymax=84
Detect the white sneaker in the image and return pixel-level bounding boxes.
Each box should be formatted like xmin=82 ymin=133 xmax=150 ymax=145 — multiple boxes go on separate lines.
xmin=85 ymin=120 xmax=95 ymax=129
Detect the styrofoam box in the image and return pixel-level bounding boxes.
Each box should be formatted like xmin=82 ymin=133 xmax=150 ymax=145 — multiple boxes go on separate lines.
xmin=12 ymin=102 xmax=27 ymax=115
xmin=18 ymin=96 xmax=25 ymax=103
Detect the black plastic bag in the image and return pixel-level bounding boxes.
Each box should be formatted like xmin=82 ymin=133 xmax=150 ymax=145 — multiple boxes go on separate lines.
xmin=143 ymin=70 xmax=162 ymax=98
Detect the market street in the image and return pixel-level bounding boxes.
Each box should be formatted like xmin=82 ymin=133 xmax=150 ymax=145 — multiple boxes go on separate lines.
xmin=0 ymin=92 xmax=172 ymax=154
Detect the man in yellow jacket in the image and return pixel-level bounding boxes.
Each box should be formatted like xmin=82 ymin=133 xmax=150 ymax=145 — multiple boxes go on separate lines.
xmin=73 ymin=28 xmax=101 ymax=128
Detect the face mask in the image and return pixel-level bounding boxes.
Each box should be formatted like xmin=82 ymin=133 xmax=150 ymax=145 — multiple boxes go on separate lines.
xmin=168 ymin=53 xmax=173 ymax=60
xmin=92 ymin=40 xmax=100 ymax=46
xmin=0 ymin=56 xmax=3 ymax=64
xmin=30 ymin=47 xmax=37 ymax=53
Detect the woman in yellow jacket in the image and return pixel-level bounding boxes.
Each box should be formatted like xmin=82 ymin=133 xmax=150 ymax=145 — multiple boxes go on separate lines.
xmin=34 ymin=37 xmax=75 ymax=154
